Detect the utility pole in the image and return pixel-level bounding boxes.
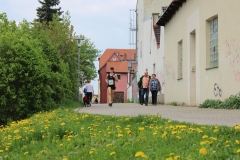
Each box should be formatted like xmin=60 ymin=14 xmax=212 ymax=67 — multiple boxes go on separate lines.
xmin=75 ymin=37 xmax=84 ymax=102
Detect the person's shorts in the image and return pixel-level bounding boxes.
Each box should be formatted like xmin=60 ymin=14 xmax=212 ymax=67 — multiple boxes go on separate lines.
xmin=107 ymin=85 xmax=116 ymax=90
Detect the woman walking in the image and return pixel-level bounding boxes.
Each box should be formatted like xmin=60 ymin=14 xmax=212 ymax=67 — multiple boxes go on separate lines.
xmin=149 ymin=74 xmax=161 ymax=106
xmin=105 ymin=67 xmax=118 ymax=107
xmin=85 ymin=79 xmax=94 ymax=107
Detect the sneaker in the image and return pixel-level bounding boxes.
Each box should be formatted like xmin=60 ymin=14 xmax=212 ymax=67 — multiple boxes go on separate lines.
xmin=145 ymin=104 xmax=148 ymax=106
xmin=140 ymin=103 xmax=143 ymax=105
xmin=110 ymin=103 xmax=112 ymax=107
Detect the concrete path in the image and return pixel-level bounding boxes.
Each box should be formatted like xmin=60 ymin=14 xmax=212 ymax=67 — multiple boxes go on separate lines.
xmin=75 ymin=103 xmax=240 ymax=127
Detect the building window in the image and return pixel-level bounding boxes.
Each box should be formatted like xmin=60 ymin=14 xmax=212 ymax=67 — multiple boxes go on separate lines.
xmin=178 ymin=40 xmax=183 ymax=79
xmin=117 ymin=75 xmax=121 ymax=80
xmin=209 ymin=17 xmax=218 ymax=68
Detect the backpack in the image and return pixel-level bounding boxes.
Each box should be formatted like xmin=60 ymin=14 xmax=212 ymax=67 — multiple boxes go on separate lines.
xmin=83 ymin=88 xmax=87 ymax=94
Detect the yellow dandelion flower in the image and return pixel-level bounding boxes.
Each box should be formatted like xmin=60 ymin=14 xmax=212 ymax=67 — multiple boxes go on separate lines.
xmin=210 ymin=137 xmax=217 ymax=141
xmin=202 ymin=135 xmax=208 ymax=139
xmin=90 ymin=148 xmax=95 ymax=151
xmin=36 ymin=154 xmax=40 ymax=157
xmin=110 ymin=152 xmax=116 ymax=156
xmin=24 ymin=152 xmax=29 ymax=155
xmin=106 ymin=144 xmax=112 ymax=147
xmin=197 ymin=128 xmax=203 ymax=133
xmin=169 ymin=153 xmax=174 ymax=156
xmin=60 ymin=144 xmax=64 ymax=147
xmin=166 ymin=158 xmax=173 ymax=160
xmin=199 ymin=148 xmax=207 ymax=155
xmin=135 ymin=151 xmax=145 ymax=157
xmin=235 ymin=124 xmax=240 ymax=130
xmin=189 ymin=128 xmax=195 ymax=131
xmin=142 ymin=154 xmax=148 ymax=159
xmin=116 ymin=125 xmax=121 ymax=128
xmin=235 ymin=140 xmax=240 ymax=144
xmin=237 ymin=149 xmax=240 ymax=153
xmin=138 ymin=127 xmax=144 ymax=131
xmin=176 ymin=136 xmax=181 ymax=139
xmin=14 ymin=129 xmax=19 ymax=133
xmin=168 ymin=120 xmax=172 ymax=123
xmin=174 ymin=156 xmax=180 ymax=160
xmin=89 ymin=151 xmax=94 ymax=154
xmin=0 ymin=150 xmax=4 ymax=153
xmin=118 ymin=133 xmax=123 ymax=137
xmin=63 ymin=158 xmax=68 ymax=160
xmin=200 ymin=141 xmax=206 ymax=145
xmin=172 ymin=131 xmax=177 ymax=135
xmin=61 ymin=122 xmax=65 ymax=126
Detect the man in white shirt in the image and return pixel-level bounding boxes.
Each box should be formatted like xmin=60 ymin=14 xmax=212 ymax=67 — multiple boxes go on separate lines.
xmin=85 ymin=80 xmax=94 ymax=107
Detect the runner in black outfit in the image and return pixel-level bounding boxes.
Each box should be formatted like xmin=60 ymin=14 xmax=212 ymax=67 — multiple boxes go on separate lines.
xmin=105 ymin=67 xmax=118 ymax=107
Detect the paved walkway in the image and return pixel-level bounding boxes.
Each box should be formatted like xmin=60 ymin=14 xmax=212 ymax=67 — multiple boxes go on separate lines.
xmin=75 ymin=103 xmax=240 ymax=127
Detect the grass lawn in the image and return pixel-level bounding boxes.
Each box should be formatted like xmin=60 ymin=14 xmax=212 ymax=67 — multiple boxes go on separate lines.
xmin=0 ymin=100 xmax=239 ymax=160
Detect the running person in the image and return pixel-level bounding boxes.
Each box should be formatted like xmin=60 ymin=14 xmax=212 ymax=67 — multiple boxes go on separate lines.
xmin=105 ymin=67 xmax=118 ymax=107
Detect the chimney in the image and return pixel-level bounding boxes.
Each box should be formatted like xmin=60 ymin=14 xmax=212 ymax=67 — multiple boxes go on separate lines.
xmin=124 ymin=53 xmax=127 ymax=61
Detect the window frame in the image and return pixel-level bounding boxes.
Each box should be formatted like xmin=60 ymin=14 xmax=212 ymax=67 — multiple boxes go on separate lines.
xmin=117 ymin=74 xmax=121 ymax=80
xmin=206 ymin=16 xmax=218 ymax=69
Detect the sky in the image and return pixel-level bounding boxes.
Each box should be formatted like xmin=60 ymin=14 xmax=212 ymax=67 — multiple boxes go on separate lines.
xmin=0 ymin=0 xmax=137 ymax=93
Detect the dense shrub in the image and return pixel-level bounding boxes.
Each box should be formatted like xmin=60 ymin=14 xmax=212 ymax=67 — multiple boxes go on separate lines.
xmin=198 ymin=99 xmax=223 ymax=109
xmin=198 ymin=92 xmax=240 ymax=109
xmin=221 ymin=93 xmax=240 ymax=109
xmin=0 ymin=13 xmax=71 ymax=124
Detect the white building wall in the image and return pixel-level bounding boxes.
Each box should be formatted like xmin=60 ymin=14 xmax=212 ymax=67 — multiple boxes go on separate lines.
xmin=163 ymin=0 xmax=240 ymax=106
xmin=136 ymin=0 xmax=172 ymax=102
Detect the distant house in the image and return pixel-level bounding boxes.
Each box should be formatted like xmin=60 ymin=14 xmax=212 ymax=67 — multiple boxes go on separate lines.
xmin=98 ymin=49 xmax=136 ymax=104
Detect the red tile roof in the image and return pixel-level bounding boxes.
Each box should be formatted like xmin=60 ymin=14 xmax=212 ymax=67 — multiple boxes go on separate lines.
xmin=106 ymin=61 xmax=129 ymax=73
xmin=99 ymin=49 xmax=136 ymax=69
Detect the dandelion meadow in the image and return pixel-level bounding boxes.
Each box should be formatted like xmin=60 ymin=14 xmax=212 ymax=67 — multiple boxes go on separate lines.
xmin=0 ymin=101 xmax=240 ymax=160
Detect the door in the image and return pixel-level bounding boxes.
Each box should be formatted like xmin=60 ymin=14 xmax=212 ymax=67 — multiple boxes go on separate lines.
xmin=113 ymin=92 xmax=124 ymax=103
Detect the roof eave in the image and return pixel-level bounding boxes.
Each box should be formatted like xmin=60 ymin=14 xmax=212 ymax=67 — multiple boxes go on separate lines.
xmin=156 ymin=0 xmax=187 ymax=26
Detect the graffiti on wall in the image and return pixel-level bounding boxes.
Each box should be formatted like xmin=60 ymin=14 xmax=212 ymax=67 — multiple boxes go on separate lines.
xmin=213 ymin=83 xmax=222 ymax=97
xmin=165 ymin=61 xmax=176 ymax=80
xmin=156 ymin=70 xmax=165 ymax=87
xmin=234 ymin=70 xmax=240 ymax=82
xmin=225 ymin=39 xmax=240 ymax=82
xmin=225 ymin=39 xmax=240 ymax=66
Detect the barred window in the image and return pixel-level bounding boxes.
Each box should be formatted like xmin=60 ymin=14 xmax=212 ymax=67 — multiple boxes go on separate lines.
xmin=209 ymin=17 xmax=218 ymax=67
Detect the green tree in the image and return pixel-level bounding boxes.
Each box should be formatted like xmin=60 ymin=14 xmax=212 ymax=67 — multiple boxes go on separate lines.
xmin=36 ymin=0 xmax=63 ymax=23
xmin=79 ymin=35 xmax=101 ymax=80
xmin=43 ymin=12 xmax=100 ymax=97
xmin=0 ymin=13 xmax=70 ymax=124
